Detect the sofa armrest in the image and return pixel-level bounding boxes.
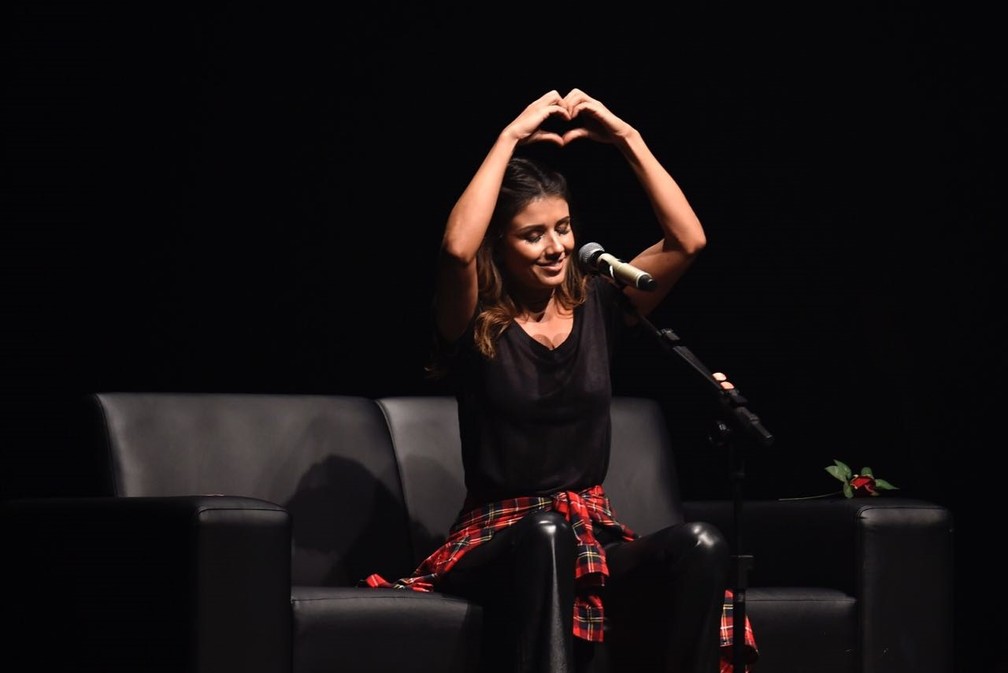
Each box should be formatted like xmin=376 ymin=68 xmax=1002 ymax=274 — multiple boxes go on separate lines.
xmin=3 ymin=495 xmax=292 ymax=673
xmin=684 ymin=497 xmax=954 ymax=673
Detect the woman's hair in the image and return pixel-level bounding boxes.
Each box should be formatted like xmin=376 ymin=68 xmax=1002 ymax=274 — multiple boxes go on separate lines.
xmin=471 ymin=155 xmax=589 ymax=360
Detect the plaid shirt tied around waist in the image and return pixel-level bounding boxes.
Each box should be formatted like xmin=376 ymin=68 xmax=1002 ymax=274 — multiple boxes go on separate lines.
xmin=362 ymin=484 xmax=757 ymax=670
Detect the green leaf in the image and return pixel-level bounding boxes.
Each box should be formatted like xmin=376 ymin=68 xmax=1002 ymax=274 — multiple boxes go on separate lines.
xmin=822 ymin=465 xmax=846 ymax=481
xmin=842 ymin=482 xmax=853 ymax=498
xmin=861 ymin=466 xmax=874 ymax=477
xmin=826 ymin=459 xmax=852 ymax=482
xmin=874 ymin=479 xmax=898 ymax=490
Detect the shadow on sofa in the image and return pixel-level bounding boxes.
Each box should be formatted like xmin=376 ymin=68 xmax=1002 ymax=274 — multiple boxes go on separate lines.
xmin=2 ymin=392 xmax=953 ymax=673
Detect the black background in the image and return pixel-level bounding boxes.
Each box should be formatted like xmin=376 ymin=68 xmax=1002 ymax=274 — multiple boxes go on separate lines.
xmin=4 ymin=2 xmax=1003 ymax=671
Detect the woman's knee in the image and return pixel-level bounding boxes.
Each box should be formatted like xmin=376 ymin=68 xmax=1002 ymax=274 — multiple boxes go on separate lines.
xmin=508 ymin=511 xmax=580 ymax=560
xmin=648 ymin=521 xmax=729 ymax=571
xmin=514 ymin=509 xmax=576 ymax=547
xmin=685 ymin=521 xmax=729 ymax=561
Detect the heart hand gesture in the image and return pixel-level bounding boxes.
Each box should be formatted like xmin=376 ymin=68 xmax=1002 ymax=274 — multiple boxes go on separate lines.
xmin=505 ymin=88 xmax=633 ymax=148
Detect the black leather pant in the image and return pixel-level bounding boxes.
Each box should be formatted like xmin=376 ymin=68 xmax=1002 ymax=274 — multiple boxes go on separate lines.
xmin=438 ymin=510 xmax=730 ymax=673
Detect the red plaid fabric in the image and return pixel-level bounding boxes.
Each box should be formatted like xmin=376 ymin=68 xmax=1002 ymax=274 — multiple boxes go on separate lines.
xmin=362 ymin=484 xmax=758 ymax=670
xmin=720 ymin=590 xmax=759 ymax=673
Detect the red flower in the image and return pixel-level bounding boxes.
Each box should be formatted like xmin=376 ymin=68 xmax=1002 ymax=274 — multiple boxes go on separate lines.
xmin=849 ymin=474 xmax=878 ymax=496
xmin=780 ymin=460 xmax=899 ymax=501
xmin=827 ymin=460 xmax=898 ymax=499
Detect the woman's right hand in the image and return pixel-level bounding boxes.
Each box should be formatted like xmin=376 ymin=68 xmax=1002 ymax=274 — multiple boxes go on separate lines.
xmin=502 ymin=90 xmax=571 ymax=147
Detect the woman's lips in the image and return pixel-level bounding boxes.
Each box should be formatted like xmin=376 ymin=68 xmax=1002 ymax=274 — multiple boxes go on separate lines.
xmin=538 ymin=259 xmax=566 ymax=273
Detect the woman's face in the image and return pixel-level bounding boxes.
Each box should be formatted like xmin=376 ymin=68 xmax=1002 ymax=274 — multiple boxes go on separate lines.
xmin=499 ymin=196 xmax=574 ymax=295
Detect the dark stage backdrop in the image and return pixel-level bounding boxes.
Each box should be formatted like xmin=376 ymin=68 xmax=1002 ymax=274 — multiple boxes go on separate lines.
xmin=4 ymin=3 xmax=1003 ymax=671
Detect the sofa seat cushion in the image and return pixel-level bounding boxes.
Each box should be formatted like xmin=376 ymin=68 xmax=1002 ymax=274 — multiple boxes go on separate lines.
xmin=745 ymin=587 xmax=857 ymax=673
xmin=291 ymin=586 xmax=483 ymax=673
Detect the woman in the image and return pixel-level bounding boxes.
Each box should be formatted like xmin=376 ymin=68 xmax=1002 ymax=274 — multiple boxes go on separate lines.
xmin=365 ymin=88 xmax=756 ymax=673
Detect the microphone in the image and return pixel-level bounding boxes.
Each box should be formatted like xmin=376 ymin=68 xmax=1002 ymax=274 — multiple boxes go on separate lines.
xmin=577 ymin=242 xmax=657 ymax=291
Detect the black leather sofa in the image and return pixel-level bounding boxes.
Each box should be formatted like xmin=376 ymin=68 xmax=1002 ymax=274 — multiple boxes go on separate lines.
xmin=2 ymin=393 xmax=953 ymax=673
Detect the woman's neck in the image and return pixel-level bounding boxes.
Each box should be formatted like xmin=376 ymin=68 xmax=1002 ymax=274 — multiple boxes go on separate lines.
xmin=515 ymin=292 xmax=570 ymax=324
xmin=516 ymin=292 xmax=552 ymax=321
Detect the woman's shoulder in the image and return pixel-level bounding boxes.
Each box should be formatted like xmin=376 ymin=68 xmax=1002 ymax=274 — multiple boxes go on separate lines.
xmin=582 ymin=276 xmax=641 ymax=335
xmin=585 ymin=275 xmax=625 ymax=307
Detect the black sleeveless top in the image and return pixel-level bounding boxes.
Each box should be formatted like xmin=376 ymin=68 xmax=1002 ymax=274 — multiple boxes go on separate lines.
xmin=443 ymin=277 xmax=629 ymax=505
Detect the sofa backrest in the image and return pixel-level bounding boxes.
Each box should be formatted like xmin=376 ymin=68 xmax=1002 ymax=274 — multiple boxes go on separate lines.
xmin=86 ymin=392 xmax=417 ymax=586
xmin=376 ymin=396 xmax=468 ymax=567
xmin=602 ymin=396 xmax=685 ymax=536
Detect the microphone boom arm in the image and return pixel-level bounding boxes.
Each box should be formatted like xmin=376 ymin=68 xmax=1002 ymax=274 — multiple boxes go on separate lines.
xmin=651 ymin=324 xmax=774 ymax=448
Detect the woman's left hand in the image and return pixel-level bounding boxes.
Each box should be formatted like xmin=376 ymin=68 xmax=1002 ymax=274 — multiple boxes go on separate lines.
xmin=559 ymin=89 xmax=634 ymax=145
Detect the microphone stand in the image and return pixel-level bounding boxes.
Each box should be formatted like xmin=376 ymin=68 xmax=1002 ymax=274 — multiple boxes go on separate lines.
xmin=616 ymin=292 xmax=774 ymax=673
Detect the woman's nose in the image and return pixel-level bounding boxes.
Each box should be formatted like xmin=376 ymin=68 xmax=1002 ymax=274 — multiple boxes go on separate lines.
xmin=544 ymin=230 xmax=564 ymax=253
